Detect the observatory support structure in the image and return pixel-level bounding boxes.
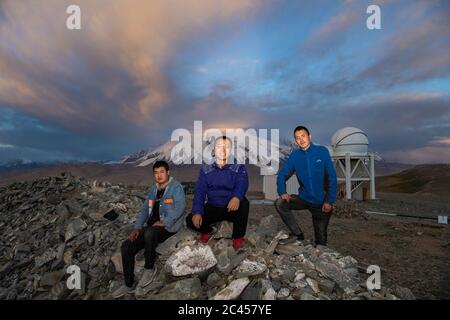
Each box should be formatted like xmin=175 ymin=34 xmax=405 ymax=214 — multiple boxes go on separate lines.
xmin=333 ymin=153 xmax=376 ymax=200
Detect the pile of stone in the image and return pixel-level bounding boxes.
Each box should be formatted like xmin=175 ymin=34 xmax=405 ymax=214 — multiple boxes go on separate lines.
xmin=133 ymin=217 xmax=415 ymax=300
xmin=0 ymin=173 xmax=146 ymax=299
xmin=0 ymin=173 xmax=415 ymax=300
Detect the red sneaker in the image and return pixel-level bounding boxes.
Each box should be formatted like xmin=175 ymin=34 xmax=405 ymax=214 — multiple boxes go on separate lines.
xmin=232 ymin=237 xmax=246 ymax=252
xmin=199 ymin=233 xmax=212 ymax=244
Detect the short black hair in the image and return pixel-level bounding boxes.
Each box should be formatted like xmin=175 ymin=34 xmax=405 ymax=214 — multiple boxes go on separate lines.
xmin=214 ymin=135 xmax=233 ymax=147
xmin=293 ymin=126 xmax=310 ymax=136
xmin=153 ymin=160 xmax=169 ymax=172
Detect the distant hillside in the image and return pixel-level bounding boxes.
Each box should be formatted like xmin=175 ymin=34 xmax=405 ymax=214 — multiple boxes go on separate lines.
xmin=376 ymin=164 xmax=450 ymax=196
xmin=2 ymin=160 xmax=445 ymax=196
xmin=374 ymin=161 xmax=414 ymax=176
xmin=0 ymin=162 xmax=264 ymax=191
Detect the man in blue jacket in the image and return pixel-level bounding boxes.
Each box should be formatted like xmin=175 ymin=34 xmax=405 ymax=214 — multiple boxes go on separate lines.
xmin=112 ymin=160 xmax=186 ymax=298
xmin=275 ymin=126 xmax=337 ymax=246
xmin=186 ymin=136 xmax=249 ymax=252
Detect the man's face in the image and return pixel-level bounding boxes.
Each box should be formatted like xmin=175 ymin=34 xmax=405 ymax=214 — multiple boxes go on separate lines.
xmin=214 ymin=138 xmax=231 ymax=163
xmin=294 ymin=130 xmax=311 ymax=149
xmin=153 ymin=167 xmax=169 ymax=184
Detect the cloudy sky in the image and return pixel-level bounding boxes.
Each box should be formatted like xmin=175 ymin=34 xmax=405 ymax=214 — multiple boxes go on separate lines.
xmin=0 ymin=0 xmax=449 ymax=164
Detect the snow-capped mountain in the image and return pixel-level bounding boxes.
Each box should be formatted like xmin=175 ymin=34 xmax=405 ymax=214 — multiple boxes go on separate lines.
xmin=116 ymin=133 xmax=296 ymax=171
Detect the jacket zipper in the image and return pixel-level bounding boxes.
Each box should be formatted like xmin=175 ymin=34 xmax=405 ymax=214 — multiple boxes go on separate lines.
xmin=306 ymin=149 xmax=313 ymax=193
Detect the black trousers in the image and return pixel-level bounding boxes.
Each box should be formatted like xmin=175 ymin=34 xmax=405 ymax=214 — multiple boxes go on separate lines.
xmin=275 ymin=194 xmax=332 ymax=246
xmin=121 ymin=226 xmax=174 ymax=287
xmin=186 ymin=197 xmax=250 ymax=239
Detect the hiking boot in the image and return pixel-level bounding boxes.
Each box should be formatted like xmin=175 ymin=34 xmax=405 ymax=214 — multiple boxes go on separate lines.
xmin=279 ymin=233 xmax=304 ymax=245
xmin=200 ymin=232 xmax=213 ymax=244
xmin=111 ymin=284 xmax=135 ymax=299
xmin=232 ymin=237 xmax=246 ymax=252
xmin=138 ymin=266 xmax=158 ymax=288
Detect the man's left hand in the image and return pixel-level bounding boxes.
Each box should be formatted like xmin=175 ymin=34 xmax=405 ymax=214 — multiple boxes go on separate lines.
xmin=227 ymin=197 xmax=240 ymax=212
xmin=322 ymin=202 xmax=333 ymax=213
xmin=152 ymin=221 xmax=165 ymax=227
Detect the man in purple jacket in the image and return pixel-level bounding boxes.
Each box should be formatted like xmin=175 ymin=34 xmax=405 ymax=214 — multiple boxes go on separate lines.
xmin=186 ymin=136 xmax=249 ymax=252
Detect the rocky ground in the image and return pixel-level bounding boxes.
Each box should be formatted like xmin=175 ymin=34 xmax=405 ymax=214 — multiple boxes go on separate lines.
xmin=0 ymin=173 xmax=446 ymax=300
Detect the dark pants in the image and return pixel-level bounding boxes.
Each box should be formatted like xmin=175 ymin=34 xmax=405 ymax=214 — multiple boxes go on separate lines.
xmin=121 ymin=226 xmax=174 ymax=287
xmin=186 ymin=197 xmax=250 ymax=239
xmin=275 ymin=195 xmax=332 ymax=246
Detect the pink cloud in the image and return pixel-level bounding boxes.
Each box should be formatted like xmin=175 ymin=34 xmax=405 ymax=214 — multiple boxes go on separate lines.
xmin=0 ymin=0 xmax=264 ymax=135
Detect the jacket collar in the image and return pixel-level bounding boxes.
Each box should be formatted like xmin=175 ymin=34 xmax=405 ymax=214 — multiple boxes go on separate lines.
xmin=299 ymin=142 xmax=316 ymax=153
xmin=156 ymin=176 xmax=173 ymax=190
xmin=210 ymin=154 xmax=237 ymax=169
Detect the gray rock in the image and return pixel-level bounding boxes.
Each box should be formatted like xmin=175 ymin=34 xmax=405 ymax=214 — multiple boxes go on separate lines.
xmin=300 ymin=292 xmax=319 ymax=300
xmin=306 ymin=277 xmax=320 ymax=293
xmin=155 ymin=229 xmax=196 ymax=256
xmin=264 ymin=230 xmax=289 ymax=255
xmin=217 ymin=247 xmax=249 ymax=275
xmin=343 ymin=267 xmax=359 ymax=278
xmin=110 ymin=251 xmax=123 ymax=273
xmin=49 ymin=282 xmax=70 ymax=300
xmin=271 ymin=280 xmax=282 ymax=292
xmin=235 ymin=259 xmax=267 ymax=278
xmin=213 ymin=238 xmax=230 ymax=253
xmin=35 ymin=248 xmax=58 ymax=268
xmin=275 ymin=244 xmax=304 ymax=256
xmin=14 ymin=244 xmax=31 ymax=256
xmin=47 ymin=195 xmax=62 ymax=206
xmin=166 ymin=245 xmax=217 ymax=277
xmin=213 ymin=221 xmax=233 ymax=239
xmin=337 ymin=256 xmax=358 ymax=269
xmin=55 ymin=204 xmax=70 ymax=219
xmin=261 ymin=280 xmax=277 ymax=300
xmin=87 ymin=232 xmax=94 ymax=246
xmin=212 ymin=277 xmax=250 ymax=300
xmin=317 ymin=278 xmax=335 ymax=294
xmin=391 ymin=285 xmax=416 ymax=300
xmin=147 ymin=277 xmax=202 ymax=300
xmin=66 ymin=202 xmax=83 ymax=218
xmin=241 ymin=279 xmax=263 ymax=300
xmin=206 ymin=272 xmax=225 ymax=287
xmin=65 ymin=218 xmax=87 ymax=242
xmin=40 ymin=270 xmax=65 ymax=288
xmin=277 ymin=287 xmax=290 ymax=299
xmin=246 ymin=229 xmax=265 ymax=249
xmin=216 ymin=250 xmax=231 ymax=273
xmin=282 ymin=267 xmax=297 ymax=282
xmin=315 ymin=261 xmax=359 ymax=294
xmin=51 ymin=243 xmax=66 ymax=269
xmin=257 ymin=215 xmax=279 ymax=237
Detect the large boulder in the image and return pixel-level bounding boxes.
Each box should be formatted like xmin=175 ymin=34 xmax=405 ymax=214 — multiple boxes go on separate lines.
xmin=166 ymin=245 xmax=217 ymax=277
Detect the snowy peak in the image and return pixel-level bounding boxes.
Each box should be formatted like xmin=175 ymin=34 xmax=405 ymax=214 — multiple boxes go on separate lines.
xmin=118 ymin=134 xmax=294 ymax=168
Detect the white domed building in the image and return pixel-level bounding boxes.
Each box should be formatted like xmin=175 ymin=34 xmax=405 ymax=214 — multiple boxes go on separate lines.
xmin=331 ymin=127 xmax=369 ymax=157
xmin=331 ymin=127 xmax=376 ymax=200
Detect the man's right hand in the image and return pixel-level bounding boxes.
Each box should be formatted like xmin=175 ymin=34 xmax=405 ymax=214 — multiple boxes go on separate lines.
xmin=281 ymin=194 xmax=291 ymax=202
xmin=192 ymin=213 xmax=202 ymax=229
xmin=128 ymin=229 xmax=141 ymax=241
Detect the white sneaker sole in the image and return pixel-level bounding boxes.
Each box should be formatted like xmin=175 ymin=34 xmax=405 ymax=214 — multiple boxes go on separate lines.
xmin=112 ymin=288 xmax=134 ymax=299
xmin=139 ymin=268 xmax=157 ymax=288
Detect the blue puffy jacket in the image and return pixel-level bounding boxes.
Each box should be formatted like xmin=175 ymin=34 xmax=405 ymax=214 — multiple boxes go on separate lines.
xmin=134 ymin=177 xmax=186 ymax=232
xmin=277 ymin=143 xmax=337 ymax=205
xmin=192 ymin=162 xmax=249 ymax=215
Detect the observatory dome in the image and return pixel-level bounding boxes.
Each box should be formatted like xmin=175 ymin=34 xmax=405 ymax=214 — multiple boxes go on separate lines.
xmin=331 ymin=127 xmax=368 ymax=156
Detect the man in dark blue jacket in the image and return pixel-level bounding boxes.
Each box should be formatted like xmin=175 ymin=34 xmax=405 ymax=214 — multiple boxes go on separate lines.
xmin=186 ymin=136 xmax=249 ymax=252
xmin=275 ymin=126 xmax=337 ymax=246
